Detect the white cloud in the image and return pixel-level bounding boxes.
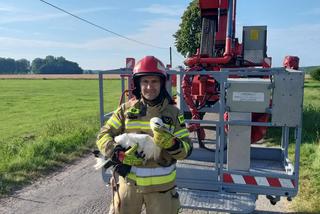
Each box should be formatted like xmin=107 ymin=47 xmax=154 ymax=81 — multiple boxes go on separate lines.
xmin=134 ymin=18 xmax=180 ymax=45
xmin=81 ymin=18 xmax=184 ymax=68
xmin=268 ymin=24 xmax=320 ymax=66
xmin=73 ymin=7 xmax=116 ymax=14
xmin=0 ymin=17 xmax=184 ymax=69
xmin=135 ymin=4 xmax=184 ymax=17
xmin=0 ymin=3 xmax=18 ymax=12
xmin=89 ymin=18 xmax=184 ymax=68
xmin=0 ymin=17 xmax=179 ymax=49
xmin=0 ymin=6 xmax=15 ymax=12
xmin=0 ymin=13 xmax=64 ymax=24
xmin=0 ymin=7 xmax=115 ymax=24
xmin=0 ymin=37 xmax=80 ymax=49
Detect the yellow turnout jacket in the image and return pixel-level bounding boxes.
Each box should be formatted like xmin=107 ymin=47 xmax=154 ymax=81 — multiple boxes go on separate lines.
xmin=96 ymin=98 xmax=192 ymax=193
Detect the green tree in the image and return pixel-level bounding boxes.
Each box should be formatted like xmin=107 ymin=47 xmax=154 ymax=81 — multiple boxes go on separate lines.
xmin=310 ymin=67 xmax=320 ymax=81
xmin=15 ymin=59 xmax=30 ymax=73
xmin=0 ymin=58 xmax=30 ymax=74
xmin=31 ymin=58 xmax=45 ymax=74
xmin=0 ymin=57 xmax=16 ymax=74
xmin=30 ymin=56 xmax=83 ymax=74
xmin=173 ymin=0 xmax=201 ymax=57
xmin=45 ymin=55 xmax=55 ymax=64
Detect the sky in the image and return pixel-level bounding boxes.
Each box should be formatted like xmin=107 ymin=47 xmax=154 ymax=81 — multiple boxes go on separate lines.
xmin=0 ymin=0 xmax=319 ymax=70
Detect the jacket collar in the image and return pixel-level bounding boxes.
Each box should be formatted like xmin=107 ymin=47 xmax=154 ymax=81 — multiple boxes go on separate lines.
xmin=139 ymin=97 xmax=169 ymax=113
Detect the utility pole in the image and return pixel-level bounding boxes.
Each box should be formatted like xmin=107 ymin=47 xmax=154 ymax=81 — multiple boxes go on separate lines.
xmin=169 ymin=46 xmax=172 ymax=67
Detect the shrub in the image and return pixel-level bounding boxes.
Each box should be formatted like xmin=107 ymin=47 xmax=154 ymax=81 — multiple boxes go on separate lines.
xmin=310 ymin=67 xmax=320 ymax=81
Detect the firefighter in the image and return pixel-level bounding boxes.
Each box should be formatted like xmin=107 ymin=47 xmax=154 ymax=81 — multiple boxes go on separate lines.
xmin=96 ymin=56 xmax=192 ymax=214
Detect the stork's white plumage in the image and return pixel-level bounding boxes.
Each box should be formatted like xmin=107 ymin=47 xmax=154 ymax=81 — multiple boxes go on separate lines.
xmin=93 ymin=155 xmax=109 ymax=170
xmin=113 ymin=117 xmax=166 ymax=161
xmin=93 ymin=117 xmax=165 ymax=170
xmin=114 ymin=133 xmax=161 ymax=161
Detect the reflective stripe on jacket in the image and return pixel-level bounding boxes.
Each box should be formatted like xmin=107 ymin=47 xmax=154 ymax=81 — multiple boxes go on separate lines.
xmin=128 ymin=164 xmax=176 ymax=187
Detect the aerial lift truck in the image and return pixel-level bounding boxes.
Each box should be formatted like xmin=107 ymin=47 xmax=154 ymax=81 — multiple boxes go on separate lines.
xmin=98 ymin=0 xmax=304 ymax=212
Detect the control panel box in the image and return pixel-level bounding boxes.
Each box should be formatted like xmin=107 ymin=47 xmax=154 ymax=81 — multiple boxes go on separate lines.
xmin=243 ymin=26 xmax=267 ymax=64
xmin=226 ymin=78 xmax=271 ymax=113
xmin=272 ymin=69 xmax=304 ymax=127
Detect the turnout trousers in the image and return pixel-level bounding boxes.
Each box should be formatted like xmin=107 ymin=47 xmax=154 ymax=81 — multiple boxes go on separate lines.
xmin=109 ymin=176 xmax=180 ymax=214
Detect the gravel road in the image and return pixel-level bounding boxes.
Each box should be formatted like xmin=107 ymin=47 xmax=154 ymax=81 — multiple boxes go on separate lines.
xmin=0 ymin=153 xmax=293 ymax=214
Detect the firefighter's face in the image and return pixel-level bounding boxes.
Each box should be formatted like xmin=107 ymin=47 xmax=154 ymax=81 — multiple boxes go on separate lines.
xmin=140 ymin=75 xmax=161 ymax=101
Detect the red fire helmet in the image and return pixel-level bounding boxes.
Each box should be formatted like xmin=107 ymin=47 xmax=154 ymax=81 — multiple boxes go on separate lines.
xmin=132 ymin=56 xmax=167 ymax=80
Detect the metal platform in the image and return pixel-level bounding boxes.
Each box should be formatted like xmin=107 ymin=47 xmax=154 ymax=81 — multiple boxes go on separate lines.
xmin=98 ymin=68 xmax=303 ymax=212
xmin=178 ymin=188 xmax=256 ymax=213
xmin=176 ymin=159 xmax=218 ymax=191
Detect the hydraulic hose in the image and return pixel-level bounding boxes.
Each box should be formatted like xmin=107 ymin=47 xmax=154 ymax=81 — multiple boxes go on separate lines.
xmin=181 ymin=67 xmax=206 ymax=140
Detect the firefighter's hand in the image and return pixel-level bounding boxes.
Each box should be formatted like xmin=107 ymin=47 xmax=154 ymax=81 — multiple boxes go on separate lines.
xmin=152 ymin=126 xmax=175 ymax=149
xmin=150 ymin=117 xmax=175 ymax=149
xmin=112 ymin=144 xmax=144 ymax=166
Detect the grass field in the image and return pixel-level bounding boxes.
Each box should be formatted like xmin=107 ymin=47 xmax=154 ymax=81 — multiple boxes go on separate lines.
xmin=265 ymin=78 xmax=320 ymax=212
xmin=290 ymin=78 xmax=320 ymax=212
xmin=0 ymin=79 xmax=121 ymax=193
xmin=0 ymin=77 xmax=319 ymax=212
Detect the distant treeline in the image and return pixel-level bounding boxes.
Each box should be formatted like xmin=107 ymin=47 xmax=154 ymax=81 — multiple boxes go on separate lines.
xmin=301 ymin=66 xmax=320 ymax=73
xmin=0 ymin=56 xmax=83 ymax=74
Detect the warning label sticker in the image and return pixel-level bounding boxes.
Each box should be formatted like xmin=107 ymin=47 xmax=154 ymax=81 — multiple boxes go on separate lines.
xmin=232 ymin=92 xmax=265 ymax=102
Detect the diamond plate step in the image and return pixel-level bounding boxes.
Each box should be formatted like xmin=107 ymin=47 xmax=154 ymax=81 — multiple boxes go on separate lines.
xmin=178 ymin=188 xmax=256 ymax=213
